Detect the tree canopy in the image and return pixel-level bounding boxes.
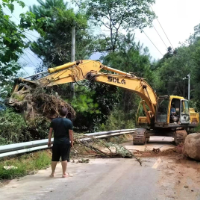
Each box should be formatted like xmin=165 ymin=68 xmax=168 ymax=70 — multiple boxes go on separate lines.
xmin=80 ymin=0 xmax=155 ymax=52
xmin=21 ymin=0 xmax=94 ymax=68
xmin=0 ymin=0 xmax=27 ymax=97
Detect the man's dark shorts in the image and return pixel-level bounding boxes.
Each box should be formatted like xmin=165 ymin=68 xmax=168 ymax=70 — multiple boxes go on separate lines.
xmin=52 ymin=140 xmax=71 ymax=162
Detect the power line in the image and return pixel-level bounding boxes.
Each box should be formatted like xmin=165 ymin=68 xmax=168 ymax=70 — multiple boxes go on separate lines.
xmin=24 ymin=31 xmax=40 ymax=40
xmin=142 ymin=30 xmax=163 ymax=56
xmin=151 ymin=6 xmax=174 ymax=49
xmin=23 ymin=51 xmax=37 ymax=67
xmin=156 ymin=18 xmax=174 ymax=49
xmin=4 ymin=7 xmax=19 ymax=23
xmin=152 ymin=25 xmax=168 ymax=49
xmin=0 ymin=12 xmax=44 ymax=66
xmin=24 ymin=31 xmax=39 ymax=40
xmin=3 ymin=8 xmax=40 ymax=41
xmin=20 ymin=67 xmax=30 ymax=76
xmin=0 ymin=13 xmax=39 ymax=72
xmin=25 ymin=48 xmax=41 ymax=60
xmin=4 ymin=8 xmax=39 ymax=40
xmin=20 ymin=56 xmax=36 ymax=68
xmin=18 ymin=57 xmax=36 ymax=76
xmin=19 ymin=56 xmax=29 ymax=64
xmin=23 ymin=33 xmax=36 ymax=42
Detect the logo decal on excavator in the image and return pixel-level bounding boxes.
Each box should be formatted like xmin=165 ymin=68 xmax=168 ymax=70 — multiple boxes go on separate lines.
xmin=108 ymin=76 xmax=126 ymax=84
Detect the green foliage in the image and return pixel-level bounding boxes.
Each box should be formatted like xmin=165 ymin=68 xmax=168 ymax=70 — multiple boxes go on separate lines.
xmin=99 ymin=33 xmax=152 ymax=128
xmin=76 ymin=137 xmax=133 ymax=158
xmin=0 ymin=109 xmax=50 ymax=144
xmin=21 ymin=0 xmax=94 ymax=67
xmin=151 ymin=29 xmax=200 ymax=112
xmin=102 ymin=33 xmax=154 ymax=84
xmin=0 ymin=151 xmax=51 ymax=179
xmin=100 ymin=108 xmax=135 ymax=131
xmin=30 ymin=0 xmax=68 ymax=18
xmin=0 ymin=38 xmax=20 ymax=85
xmin=71 ymin=86 xmax=100 ymax=114
xmin=0 ymin=109 xmax=30 ymax=144
xmin=1 ymin=0 xmax=25 ymax=13
xmin=0 ymin=59 xmax=20 ymax=98
xmin=68 ymin=83 xmax=118 ymax=132
xmin=153 ymin=46 xmax=193 ymax=96
xmin=81 ymin=0 xmax=155 ymax=51
xmin=0 ymin=1 xmax=26 ymax=62
xmin=0 ymin=0 xmax=29 ymax=98
xmin=190 ymin=38 xmax=200 ymax=110
xmin=27 ymin=116 xmax=50 ymax=140
xmin=152 ymin=35 xmax=200 ymax=112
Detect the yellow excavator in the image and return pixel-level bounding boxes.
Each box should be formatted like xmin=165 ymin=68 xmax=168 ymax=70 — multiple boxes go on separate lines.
xmin=9 ymin=60 xmax=199 ymax=145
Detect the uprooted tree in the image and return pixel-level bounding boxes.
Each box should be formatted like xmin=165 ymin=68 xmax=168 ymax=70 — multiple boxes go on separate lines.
xmin=9 ymin=86 xmax=76 ymax=121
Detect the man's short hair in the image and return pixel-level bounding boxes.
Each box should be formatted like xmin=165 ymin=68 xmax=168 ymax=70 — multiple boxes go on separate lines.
xmin=59 ymin=107 xmax=68 ymax=117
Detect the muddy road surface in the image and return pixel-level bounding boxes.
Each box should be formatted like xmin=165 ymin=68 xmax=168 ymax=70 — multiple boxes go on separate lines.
xmin=1 ymin=137 xmax=200 ymax=200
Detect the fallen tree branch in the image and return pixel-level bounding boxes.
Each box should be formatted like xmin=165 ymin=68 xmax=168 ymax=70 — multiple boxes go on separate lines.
xmin=74 ymin=136 xmax=142 ymax=166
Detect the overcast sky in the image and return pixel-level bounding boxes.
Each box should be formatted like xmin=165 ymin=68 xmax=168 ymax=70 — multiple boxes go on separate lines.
xmin=4 ymin=0 xmax=200 ymax=76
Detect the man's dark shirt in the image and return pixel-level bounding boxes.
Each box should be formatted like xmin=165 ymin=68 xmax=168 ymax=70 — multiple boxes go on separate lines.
xmin=50 ymin=117 xmax=73 ymax=144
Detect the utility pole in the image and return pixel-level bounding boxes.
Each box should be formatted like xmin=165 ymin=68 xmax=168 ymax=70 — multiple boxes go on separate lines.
xmin=71 ymin=25 xmax=75 ymax=97
xmin=71 ymin=26 xmax=75 ymax=62
xmin=183 ymin=74 xmax=190 ymax=100
xmin=188 ymin=74 xmax=190 ymax=100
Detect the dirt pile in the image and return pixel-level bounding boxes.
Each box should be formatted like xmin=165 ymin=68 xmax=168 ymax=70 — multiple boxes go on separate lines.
xmin=134 ymin=145 xmax=184 ymax=158
xmin=9 ymin=87 xmax=76 ymax=121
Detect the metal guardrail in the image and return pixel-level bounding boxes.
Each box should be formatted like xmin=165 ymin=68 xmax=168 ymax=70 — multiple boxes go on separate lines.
xmin=0 ymin=129 xmax=136 ymax=158
xmin=84 ymin=129 xmax=137 ymax=136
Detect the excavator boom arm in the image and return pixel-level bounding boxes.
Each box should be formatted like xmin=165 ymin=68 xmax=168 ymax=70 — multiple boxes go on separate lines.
xmin=11 ymin=60 xmax=157 ymax=122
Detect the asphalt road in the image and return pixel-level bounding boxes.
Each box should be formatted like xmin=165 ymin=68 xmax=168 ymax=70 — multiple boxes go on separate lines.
xmin=0 ymin=158 xmax=159 ymax=200
xmin=40 ymin=158 xmax=159 ymax=200
xmin=1 ymin=137 xmax=200 ymax=200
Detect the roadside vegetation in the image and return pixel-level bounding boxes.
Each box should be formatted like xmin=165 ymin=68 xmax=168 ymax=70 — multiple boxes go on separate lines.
xmin=0 ymin=134 xmax=134 ymax=180
xmin=0 ymin=151 xmax=51 ymax=180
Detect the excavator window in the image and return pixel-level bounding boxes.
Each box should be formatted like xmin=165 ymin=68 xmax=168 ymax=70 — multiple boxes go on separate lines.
xmin=156 ymin=98 xmax=169 ymax=123
xmin=181 ymin=100 xmax=189 ymax=114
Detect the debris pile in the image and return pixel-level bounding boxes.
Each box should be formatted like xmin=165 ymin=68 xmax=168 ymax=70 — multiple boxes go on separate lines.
xmin=73 ymin=136 xmax=142 ymax=165
xmin=9 ymin=87 xmax=76 ymax=121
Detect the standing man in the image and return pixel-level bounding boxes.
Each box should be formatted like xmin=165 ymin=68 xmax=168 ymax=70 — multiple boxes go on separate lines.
xmin=48 ymin=107 xmax=73 ymax=178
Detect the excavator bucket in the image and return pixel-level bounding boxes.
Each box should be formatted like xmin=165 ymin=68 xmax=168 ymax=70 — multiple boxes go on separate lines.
xmin=8 ymin=78 xmax=38 ymax=107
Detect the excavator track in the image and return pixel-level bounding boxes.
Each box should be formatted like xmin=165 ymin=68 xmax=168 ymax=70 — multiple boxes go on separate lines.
xmin=133 ymin=128 xmax=146 ymax=145
xmin=174 ymin=130 xmax=187 ymax=145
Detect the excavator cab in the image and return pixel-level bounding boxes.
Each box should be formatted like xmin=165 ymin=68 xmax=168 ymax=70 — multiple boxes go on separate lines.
xmin=155 ymin=95 xmax=190 ymax=128
xmin=136 ymin=95 xmax=193 ymax=128
xmin=134 ymin=95 xmax=196 ymax=145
